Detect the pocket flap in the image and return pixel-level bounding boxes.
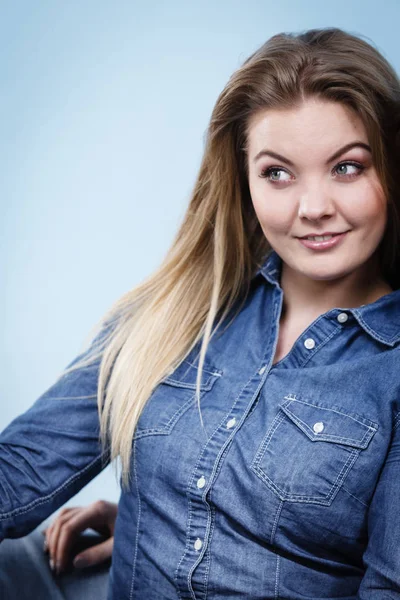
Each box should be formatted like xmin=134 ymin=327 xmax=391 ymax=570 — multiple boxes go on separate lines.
xmin=280 ymin=398 xmax=377 ymax=449
xmin=163 ymin=359 xmax=222 ymax=391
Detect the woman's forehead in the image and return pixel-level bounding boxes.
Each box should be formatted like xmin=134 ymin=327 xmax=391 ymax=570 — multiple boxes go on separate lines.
xmin=246 ymin=98 xmax=369 ymax=164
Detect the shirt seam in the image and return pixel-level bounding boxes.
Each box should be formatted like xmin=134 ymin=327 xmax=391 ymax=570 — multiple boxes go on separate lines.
xmin=0 ymin=453 xmax=106 ymax=520
xmin=129 ymin=440 xmax=141 ymax=600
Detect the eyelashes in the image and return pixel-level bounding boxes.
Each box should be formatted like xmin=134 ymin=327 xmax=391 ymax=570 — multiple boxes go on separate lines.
xmin=259 ymin=167 xmax=292 ymax=183
xmin=334 ymin=162 xmax=365 ymax=178
xmin=259 ymin=161 xmax=366 ymax=185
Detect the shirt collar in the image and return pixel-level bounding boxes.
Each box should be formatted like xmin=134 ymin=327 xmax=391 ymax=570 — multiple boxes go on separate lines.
xmin=350 ymin=293 xmax=400 ymax=347
xmin=254 ymin=249 xmax=282 ymax=287
xmin=254 ymin=249 xmax=400 ymax=347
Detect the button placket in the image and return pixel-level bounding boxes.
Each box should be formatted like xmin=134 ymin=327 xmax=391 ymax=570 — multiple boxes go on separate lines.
xmin=175 ymin=348 xmax=277 ymax=598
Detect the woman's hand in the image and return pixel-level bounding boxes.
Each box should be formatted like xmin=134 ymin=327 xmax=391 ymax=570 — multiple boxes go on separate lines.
xmin=42 ymin=500 xmax=118 ymax=575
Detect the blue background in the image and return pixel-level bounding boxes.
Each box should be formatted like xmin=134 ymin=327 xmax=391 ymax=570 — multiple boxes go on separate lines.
xmin=2 ymin=1 xmax=400 ymax=507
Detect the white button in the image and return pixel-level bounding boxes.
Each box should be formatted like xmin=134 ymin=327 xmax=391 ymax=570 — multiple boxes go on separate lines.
xmin=258 ymin=365 xmax=267 ymax=375
xmin=304 ymin=338 xmax=315 ymax=350
xmin=197 ymin=476 xmax=206 ymax=489
xmin=337 ymin=312 xmax=348 ymax=324
xmin=226 ymin=417 xmax=236 ymax=429
xmin=313 ymin=422 xmax=324 ymax=434
xmin=194 ymin=538 xmax=203 ymax=551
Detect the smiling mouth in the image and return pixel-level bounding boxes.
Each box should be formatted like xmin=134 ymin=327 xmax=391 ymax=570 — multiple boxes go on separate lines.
xmin=298 ymin=231 xmax=350 ymax=241
xmin=297 ymin=231 xmax=350 ymax=250
xmin=303 ymin=234 xmax=337 ymax=242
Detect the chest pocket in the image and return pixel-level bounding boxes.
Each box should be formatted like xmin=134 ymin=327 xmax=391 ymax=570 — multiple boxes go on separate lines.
xmin=134 ymin=358 xmax=222 ymax=440
xmin=251 ymin=397 xmax=377 ymax=506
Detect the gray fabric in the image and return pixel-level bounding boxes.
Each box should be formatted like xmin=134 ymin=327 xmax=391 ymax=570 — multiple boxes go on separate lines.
xmin=0 ymin=522 xmax=109 ymax=600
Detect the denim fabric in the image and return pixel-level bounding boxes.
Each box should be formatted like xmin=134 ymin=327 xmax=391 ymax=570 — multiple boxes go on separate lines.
xmin=1 ymin=250 xmax=400 ymax=599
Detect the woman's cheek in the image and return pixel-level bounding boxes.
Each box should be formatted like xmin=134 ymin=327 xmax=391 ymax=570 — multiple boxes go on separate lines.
xmin=343 ymin=183 xmax=386 ymax=225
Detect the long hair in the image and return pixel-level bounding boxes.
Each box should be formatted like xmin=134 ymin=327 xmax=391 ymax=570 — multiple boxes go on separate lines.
xmin=60 ymin=27 xmax=400 ymax=488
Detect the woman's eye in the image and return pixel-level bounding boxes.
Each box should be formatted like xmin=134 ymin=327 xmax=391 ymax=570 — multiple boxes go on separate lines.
xmin=258 ymin=162 xmax=364 ymax=184
xmin=334 ymin=162 xmax=364 ymax=178
xmin=259 ymin=167 xmax=292 ymax=183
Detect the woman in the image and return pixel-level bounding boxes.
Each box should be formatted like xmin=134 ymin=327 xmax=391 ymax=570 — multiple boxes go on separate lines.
xmin=1 ymin=26 xmax=400 ymax=599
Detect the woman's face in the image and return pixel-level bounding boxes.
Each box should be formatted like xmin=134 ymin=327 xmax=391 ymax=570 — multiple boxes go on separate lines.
xmin=246 ymin=97 xmax=387 ymax=284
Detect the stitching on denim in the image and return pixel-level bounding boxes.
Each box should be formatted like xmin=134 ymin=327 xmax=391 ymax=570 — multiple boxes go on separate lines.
xmin=187 ymin=498 xmax=214 ymax=600
xmin=175 ymin=369 xmax=266 ymax=597
xmin=253 ymin=444 xmax=358 ymax=505
xmin=328 ymin=450 xmax=358 ymax=492
xmin=202 ymin=504 xmax=215 ymax=598
xmin=135 ymin=363 xmax=223 ymax=440
xmin=251 ymin=412 xmax=285 ymax=470
xmin=274 ymin=554 xmax=281 ymax=600
xmin=134 ymin=392 xmax=198 ymax=440
xmin=185 ymin=458 xmax=216 ymax=599
xmin=0 ymin=453 xmax=106 ymax=520
xmin=342 ymin=484 xmax=369 ymax=508
xmin=301 ymin=326 xmax=342 ymax=368
xmin=251 ymin=407 xmax=361 ymax=505
xmin=174 ymin=465 xmax=196 ymax=599
xmin=129 ymin=441 xmax=141 ymax=600
xmin=202 ymin=367 xmax=261 ymax=444
xmin=164 ymin=360 xmax=222 ymax=390
xmin=284 ymin=398 xmax=378 ymax=429
xmin=188 ymin=544 xmax=197 ymax=600
xmin=184 ymin=361 xmax=223 ymax=377
xmin=272 ymin=314 xmax=339 ymax=368
xmin=162 ymin=375 xmax=216 ymax=391
xmin=175 ymin=362 xmax=275 ymax=597
xmin=176 ymin=437 xmax=213 ymax=596
xmin=0 ymin=477 xmax=11 ymax=513
xmin=281 ymin=408 xmax=374 ymax=448
xmin=270 ymin=500 xmax=283 ymax=545
xmin=352 ymin=310 xmax=399 ymax=345
xmin=174 ymin=557 xmax=184 ymax=600
xmin=134 ymin=357 xmax=224 ymax=440
xmin=187 ymin=502 xmax=213 ymax=600
xmin=208 ymin=438 xmax=234 ymax=485
xmin=45 ymin=395 xmax=98 ymax=399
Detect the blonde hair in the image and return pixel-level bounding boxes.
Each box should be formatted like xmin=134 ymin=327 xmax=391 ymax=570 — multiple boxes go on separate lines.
xmin=61 ymin=27 xmax=400 ymax=489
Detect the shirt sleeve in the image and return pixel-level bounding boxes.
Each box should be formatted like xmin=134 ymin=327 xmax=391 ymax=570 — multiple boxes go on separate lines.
xmin=357 ymin=415 xmax=400 ymax=598
xmin=0 ymin=328 xmax=113 ymax=541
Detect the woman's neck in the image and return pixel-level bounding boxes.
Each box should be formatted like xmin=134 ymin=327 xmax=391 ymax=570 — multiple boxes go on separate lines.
xmin=280 ymin=259 xmax=393 ymax=322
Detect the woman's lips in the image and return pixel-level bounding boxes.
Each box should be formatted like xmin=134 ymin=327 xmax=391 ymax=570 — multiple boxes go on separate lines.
xmin=297 ymin=231 xmax=349 ymax=250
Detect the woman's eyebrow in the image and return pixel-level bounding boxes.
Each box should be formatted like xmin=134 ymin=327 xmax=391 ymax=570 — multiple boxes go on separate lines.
xmin=253 ymin=141 xmax=372 ymax=166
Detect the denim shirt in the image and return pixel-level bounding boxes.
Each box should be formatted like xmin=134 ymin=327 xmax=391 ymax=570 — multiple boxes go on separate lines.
xmin=2 ymin=250 xmax=400 ymax=599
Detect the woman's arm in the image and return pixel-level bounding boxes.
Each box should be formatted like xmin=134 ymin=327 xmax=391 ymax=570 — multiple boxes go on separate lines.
xmin=357 ymin=415 xmax=400 ymax=597
xmin=0 ymin=335 xmax=110 ymax=542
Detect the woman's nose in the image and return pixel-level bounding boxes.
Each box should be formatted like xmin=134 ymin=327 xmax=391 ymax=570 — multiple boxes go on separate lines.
xmin=297 ymin=187 xmax=335 ymax=221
